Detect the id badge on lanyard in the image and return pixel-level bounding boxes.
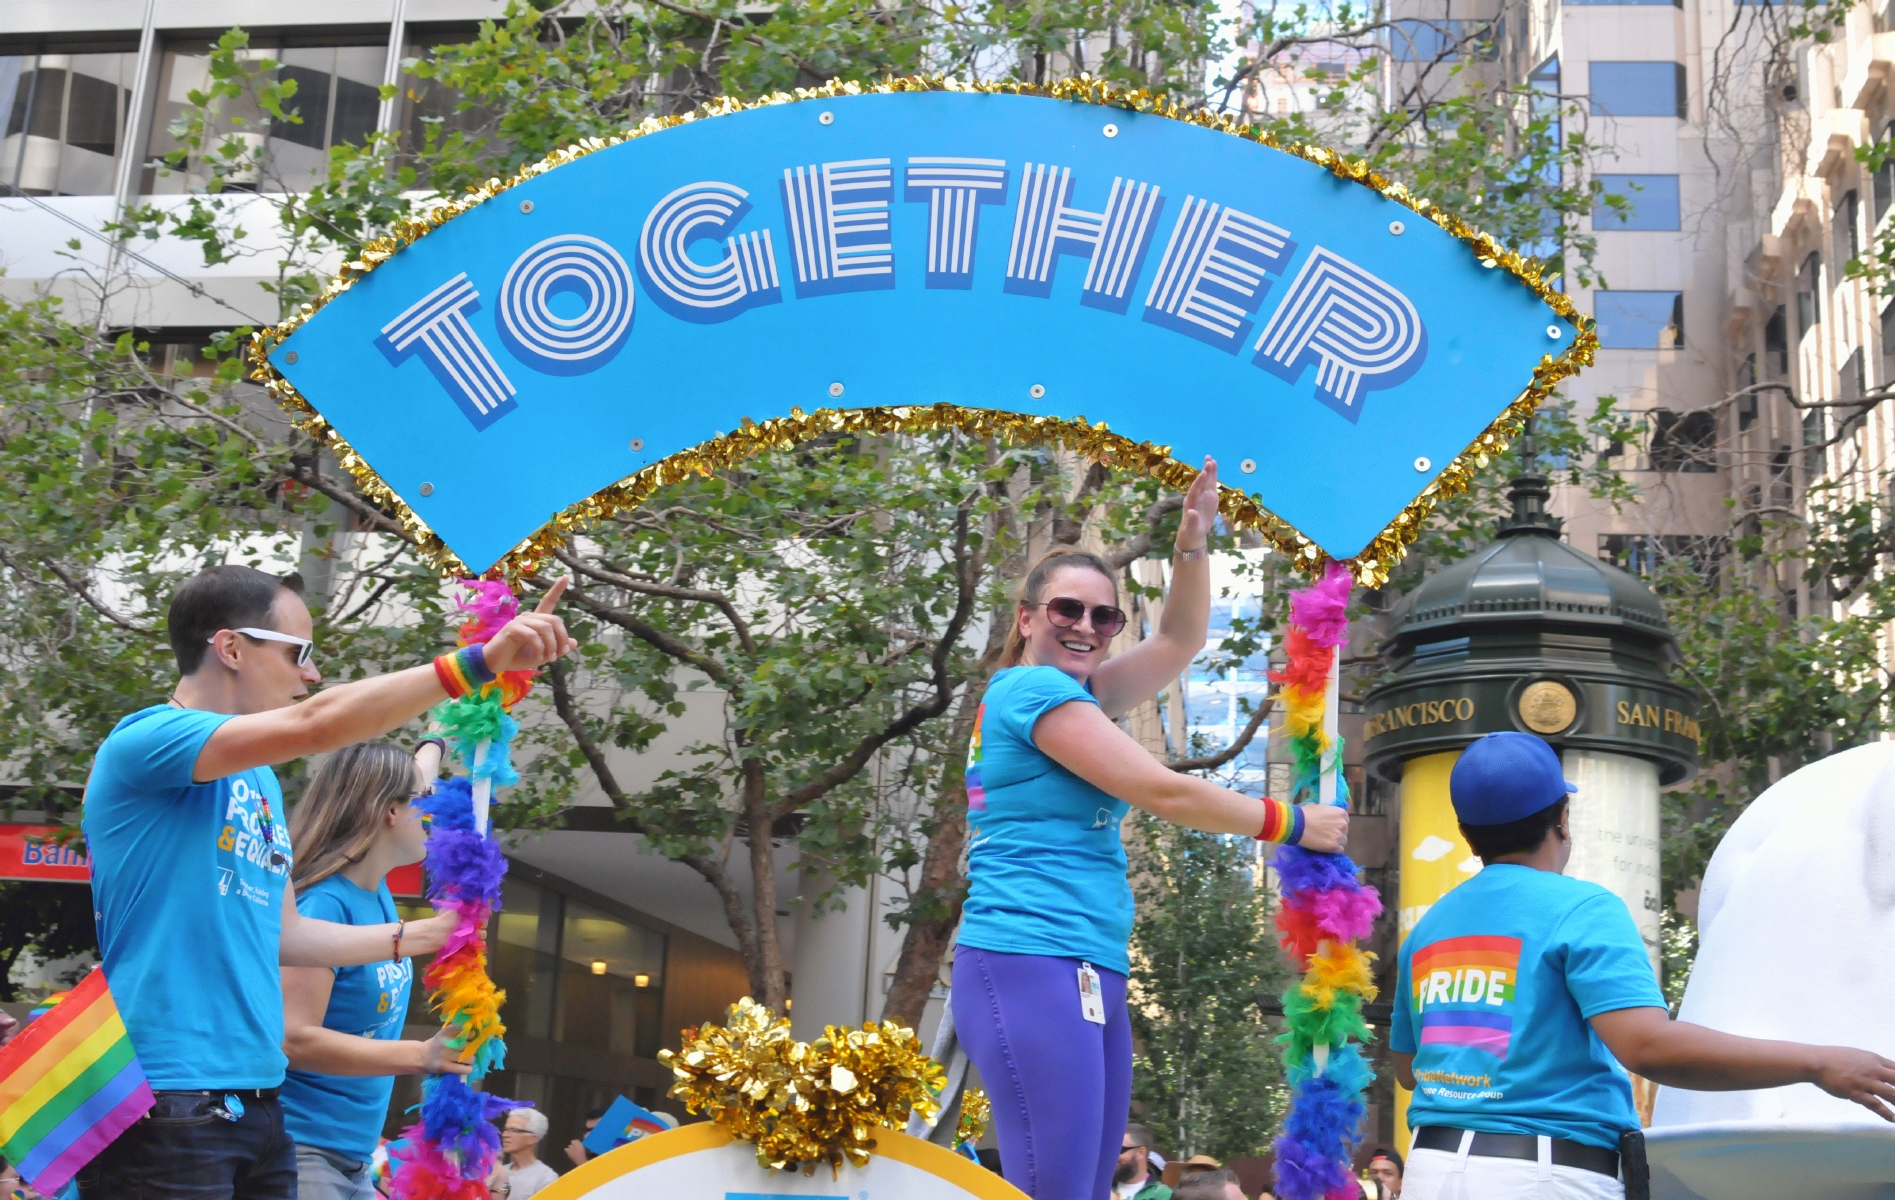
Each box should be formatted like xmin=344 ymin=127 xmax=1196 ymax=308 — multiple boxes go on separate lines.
xmin=1078 ymin=962 xmax=1106 ymax=1024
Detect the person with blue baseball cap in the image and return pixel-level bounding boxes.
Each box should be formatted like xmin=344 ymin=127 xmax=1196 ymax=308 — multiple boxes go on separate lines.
xmin=1391 ymin=732 xmax=1895 ymax=1200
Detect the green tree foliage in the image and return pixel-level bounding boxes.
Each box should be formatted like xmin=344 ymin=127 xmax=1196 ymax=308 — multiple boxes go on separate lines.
xmin=1127 ymin=821 xmax=1289 ymax=1159
xmin=0 ymin=881 xmax=97 ymax=1003
xmin=0 ymin=295 xmax=459 ymax=813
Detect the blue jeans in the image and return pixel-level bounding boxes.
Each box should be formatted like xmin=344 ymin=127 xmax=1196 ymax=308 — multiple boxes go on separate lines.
xmin=951 ymin=946 xmax=1133 ymax=1200
xmin=76 ymin=1091 xmax=296 ymax=1200
xmin=295 ymin=1143 xmax=375 ymax=1200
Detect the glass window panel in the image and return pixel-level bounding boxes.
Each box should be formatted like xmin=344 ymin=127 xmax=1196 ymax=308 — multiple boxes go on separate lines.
xmin=331 ymin=46 xmax=384 ymax=148
xmin=490 ymin=879 xmax=560 ymax=1040
xmin=0 ymin=52 xmax=133 ymax=196
xmin=275 ymin=59 xmax=333 ymax=151
xmin=1589 ymin=62 xmax=1686 ymax=117
xmin=1594 ymin=291 xmax=1684 ymax=349
xmin=556 ymin=902 xmax=665 ymax=1059
xmin=1593 ymin=174 xmax=1680 ymax=231
xmin=26 ymin=66 xmax=65 ymax=139
xmin=64 ymin=65 xmax=121 ymax=155
xmin=147 ymin=40 xmax=380 ymax=194
xmin=1797 ymin=252 xmax=1822 ymax=336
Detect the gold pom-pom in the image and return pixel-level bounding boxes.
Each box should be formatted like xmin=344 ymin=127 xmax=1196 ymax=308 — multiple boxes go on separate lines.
xmin=955 ymin=1087 xmax=991 ymax=1147
xmin=657 ymin=997 xmax=944 ymax=1172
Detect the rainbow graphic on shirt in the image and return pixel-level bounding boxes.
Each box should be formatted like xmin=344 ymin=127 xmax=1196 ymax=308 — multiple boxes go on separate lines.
xmin=1411 ymin=935 xmax=1522 ymax=1059
xmin=965 ymin=703 xmax=987 ymax=811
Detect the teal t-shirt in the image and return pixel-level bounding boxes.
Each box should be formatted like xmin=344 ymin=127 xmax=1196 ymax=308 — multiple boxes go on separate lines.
xmin=1391 ymin=864 xmax=1666 ymax=1149
xmin=83 ymin=705 xmax=294 ymax=1089
xmin=955 ymin=665 xmax=1133 ymax=974
xmin=281 ymin=875 xmax=413 ymax=1160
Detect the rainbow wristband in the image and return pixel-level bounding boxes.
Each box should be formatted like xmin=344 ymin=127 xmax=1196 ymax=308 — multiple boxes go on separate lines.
xmin=1257 ymin=797 xmax=1296 ymax=844
xmin=433 ymin=644 xmax=496 ymax=698
xmin=1290 ymin=804 xmax=1306 ymax=846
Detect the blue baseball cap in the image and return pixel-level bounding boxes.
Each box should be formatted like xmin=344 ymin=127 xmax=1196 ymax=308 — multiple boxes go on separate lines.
xmin=1449 ymin=732 xmax=1577 ymax=826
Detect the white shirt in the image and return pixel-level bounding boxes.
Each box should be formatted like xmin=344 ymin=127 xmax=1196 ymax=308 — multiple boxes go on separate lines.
xmin=507 ymin=1158 xmax=561 ymax=1200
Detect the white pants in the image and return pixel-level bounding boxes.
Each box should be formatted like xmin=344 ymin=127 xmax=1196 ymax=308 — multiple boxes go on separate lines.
xmin=1404 ymin=1132 xmax=1625 ymax=1200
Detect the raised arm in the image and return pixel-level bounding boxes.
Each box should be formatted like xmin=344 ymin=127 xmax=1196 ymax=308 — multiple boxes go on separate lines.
xmin=193 ymin=579 xmax=575 ymax=781
xmin=1090 ymin=458 xmax=1217 ymax=717
xmin=1033 ymin=698 xmax=1348 ymax=851
xmin=1590 ymin=1007 xmax=1895 ymax=1121
xmin=281 ymin=964 xmax=470 ymax=1078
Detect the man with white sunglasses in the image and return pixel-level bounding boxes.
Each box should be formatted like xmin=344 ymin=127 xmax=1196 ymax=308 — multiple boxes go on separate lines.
xmin=79 ymin=564 xmax=576 ymax=1200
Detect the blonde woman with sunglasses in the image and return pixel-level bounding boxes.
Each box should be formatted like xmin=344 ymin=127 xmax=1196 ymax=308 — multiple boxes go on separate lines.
xmin=279 ymin=740 xmax=472 ymax=1200
xmin=952 ymin=457 xmax=1348 ymax=1200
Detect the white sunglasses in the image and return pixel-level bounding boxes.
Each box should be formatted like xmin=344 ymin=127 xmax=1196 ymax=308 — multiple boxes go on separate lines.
xmin=213 ymin=627 xmax=315 ymax=667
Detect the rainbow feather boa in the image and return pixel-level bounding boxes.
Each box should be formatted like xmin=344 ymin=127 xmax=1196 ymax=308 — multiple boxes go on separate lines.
xmin=1270 ymin=562 xmax=1384 ymax=1200
xmin=390 ymin=581 xmax=536 ymax=1200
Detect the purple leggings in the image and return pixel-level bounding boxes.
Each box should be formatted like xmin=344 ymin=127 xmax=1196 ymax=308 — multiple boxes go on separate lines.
xmin=952 ymin=946 xmax=1132 ymax=1200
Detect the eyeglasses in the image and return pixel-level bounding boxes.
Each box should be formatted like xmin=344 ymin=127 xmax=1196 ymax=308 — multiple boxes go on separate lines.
xmin=1028 ymin=597 xmax=1128 ymax=637
xmin=215 ymin=627 xmax=315 ymax=667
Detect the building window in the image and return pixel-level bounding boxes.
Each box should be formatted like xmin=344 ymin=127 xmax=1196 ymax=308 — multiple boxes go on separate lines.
xmin=557 ymin=900 xmax=667 ymax=1060
xmin=1738 ymin=354 xmax=1759 ymax=431
xmin=1598 ymin=534 xmax=1728 ymax=585
xmin=1881 ymin=302 xmax=1895 ymax=384
xmin=1588 ymin=62 xmax=1688 ymax=118
xmin=1834 ymin=190 xmax=1861 ymax=267
xmin=1797 ymin=252 xmax=1822 ymax=337
xmin=1875 ymin=124 xmax=1895 ymax=225
xmin=1593 ymin=174 xmax=1681 ymax=230
xmin=1804 ymin=409 xmax=1827 ymax=476
xmin=1649 ymin=409 xmax=1717 ymax=472
xmin=1568 ymin=0 xmax=1678 ymax=7
xmin=1595 ymin=290 xmax=1684 ymax=348
xmin=144 ymin=40 xmax=384 ymax=194
xmin=1842 ymin=347 xmax=1866 ymax=402
xmin=0 ymin=51 xmax=138 ymax=195
xmin=1388 ymin=20 xmax=1498 ymax=62
xmin=1765 ymin=305 xmax=1788 ymax=374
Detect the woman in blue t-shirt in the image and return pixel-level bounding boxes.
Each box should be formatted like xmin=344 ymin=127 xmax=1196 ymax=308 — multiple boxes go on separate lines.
xmin=280 ymin=741 xmax=473 ymax=1200
xmin=953 ymin=457 xmax=1349 ymax=1200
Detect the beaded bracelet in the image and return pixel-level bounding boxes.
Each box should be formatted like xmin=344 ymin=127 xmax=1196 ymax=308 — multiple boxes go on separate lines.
xmin=433 ymin=643 xmax=496 ymax=699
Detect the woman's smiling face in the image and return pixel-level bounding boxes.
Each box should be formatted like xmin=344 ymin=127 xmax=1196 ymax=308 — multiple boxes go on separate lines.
xmin=1017 ymin=564 xmax=1120 ymax=682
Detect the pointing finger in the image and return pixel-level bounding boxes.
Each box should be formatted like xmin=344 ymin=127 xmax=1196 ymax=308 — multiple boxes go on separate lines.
xmin=535 ymin=575 xmax=571 ymax=614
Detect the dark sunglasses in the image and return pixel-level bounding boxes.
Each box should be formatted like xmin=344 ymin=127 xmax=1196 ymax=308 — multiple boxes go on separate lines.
xmin=1029 ymin=596 xmax=1128 ymax=637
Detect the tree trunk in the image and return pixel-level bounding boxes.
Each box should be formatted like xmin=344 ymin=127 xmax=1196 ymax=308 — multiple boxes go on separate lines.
xmin=742 ymin=757 xmax=789 ymax=1012
xmin=880 ymin=677 xmax=990 ymax=1027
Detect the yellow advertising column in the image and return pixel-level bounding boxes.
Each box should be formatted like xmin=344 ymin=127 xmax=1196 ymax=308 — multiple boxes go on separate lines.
xmin=1392 ymin=750 xmax=1479 ymax=1154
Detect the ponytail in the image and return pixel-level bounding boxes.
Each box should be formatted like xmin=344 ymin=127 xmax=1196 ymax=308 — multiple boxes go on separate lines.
xmin=999 ymin=548 xmax=1121 ymax=669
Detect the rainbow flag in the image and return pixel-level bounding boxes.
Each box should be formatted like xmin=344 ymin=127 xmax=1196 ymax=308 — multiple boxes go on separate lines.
xmin=1410 ymin=934 xmax=1523 ymax=1059
xmin=0 ymin=967 xmax=152 ymax=1195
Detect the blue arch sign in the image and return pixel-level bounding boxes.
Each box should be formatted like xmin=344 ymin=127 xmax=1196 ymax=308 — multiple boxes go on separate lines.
xmin=261 ymin=84 xmax=1588 ymax=576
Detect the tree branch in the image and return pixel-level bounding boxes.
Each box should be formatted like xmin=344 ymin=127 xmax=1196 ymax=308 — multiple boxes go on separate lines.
xmin=1110 ymin=494 xmax=1184 ymax=569
xmin=563 ymin=581 xmax=735 ymax=686
xmin=1166 ymin=695 xmax=1274 ymax=773
xmin=556 ymin=547 xmax=757 ymax=656
xmin=779 ymin=497 xmax=983 ymax=811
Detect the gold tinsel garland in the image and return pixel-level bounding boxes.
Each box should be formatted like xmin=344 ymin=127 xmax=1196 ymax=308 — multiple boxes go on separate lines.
xmin=658 ymin=997 xmax=944 ymax=1172
xmin=955 ymin=1087 xmax=991 ymax=1147
xmin=246 ymin=75 xmax=1596 ymax=588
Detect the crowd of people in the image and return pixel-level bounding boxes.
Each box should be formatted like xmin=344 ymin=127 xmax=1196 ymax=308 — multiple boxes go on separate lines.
xmin=1111 ymin=1125 xmax=1404 ymax=1200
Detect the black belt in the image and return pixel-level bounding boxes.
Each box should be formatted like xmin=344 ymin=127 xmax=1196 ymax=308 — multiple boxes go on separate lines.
xmin=154 ymin=1088 xmax=280 ymax=1100
xmin=1413 ymin=1126 xmax=1620 ymax=1178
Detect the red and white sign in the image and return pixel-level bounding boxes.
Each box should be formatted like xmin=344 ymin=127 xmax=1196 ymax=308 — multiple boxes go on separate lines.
xmin=0 ymin=824 xmax=425 ymax=896
xmin=0 ymin=824 xmax=91 ymax=882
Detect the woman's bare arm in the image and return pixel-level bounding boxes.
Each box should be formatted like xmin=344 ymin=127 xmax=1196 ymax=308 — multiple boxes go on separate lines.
xmin=1091 ymin=460 xmax=1219 ymax=718
xmin=1033 ymin=700 xmax=1348 ymax=850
